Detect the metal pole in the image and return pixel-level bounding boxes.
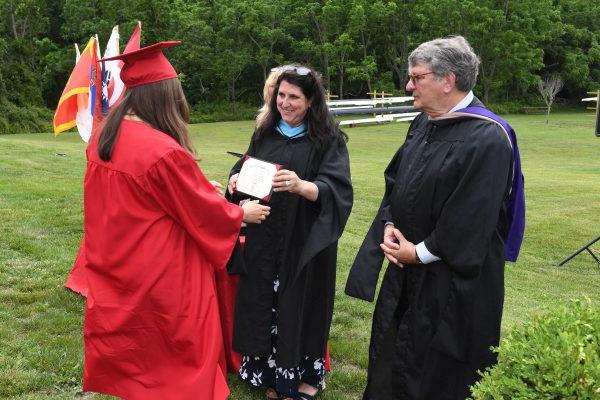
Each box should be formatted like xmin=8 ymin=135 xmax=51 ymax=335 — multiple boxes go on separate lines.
xmin=557 ymin=235 xmax=600 ymax=266
xmin=595 ymin=90 xmax=600 ymax=137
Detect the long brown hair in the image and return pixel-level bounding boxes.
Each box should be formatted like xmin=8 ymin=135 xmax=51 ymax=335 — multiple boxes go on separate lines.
xmin=98 ymin=78 xmax=195 ymax=161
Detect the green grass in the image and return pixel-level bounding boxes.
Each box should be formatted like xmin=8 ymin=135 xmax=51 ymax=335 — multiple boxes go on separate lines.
xmin=0 ymin=112 xmax=599 ymax=399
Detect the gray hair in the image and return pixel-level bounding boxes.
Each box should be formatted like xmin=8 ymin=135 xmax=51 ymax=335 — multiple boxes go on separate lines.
xmin=408 ymin=36 xmax=480 ymax=92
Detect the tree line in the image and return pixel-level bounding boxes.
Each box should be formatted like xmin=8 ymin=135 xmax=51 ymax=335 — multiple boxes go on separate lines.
xmin=0 ymin=0 xmax=599 ymax=133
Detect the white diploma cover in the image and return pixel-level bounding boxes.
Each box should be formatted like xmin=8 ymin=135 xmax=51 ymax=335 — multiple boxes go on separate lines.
xmin=236 ymin=156 xmax=281 ymax=201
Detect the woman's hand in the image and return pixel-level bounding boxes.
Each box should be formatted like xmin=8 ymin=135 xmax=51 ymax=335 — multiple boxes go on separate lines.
xmin=272 ymin=169 xmax=318 ymax=201
xmin=228 ymin=173 xmax=239 ymax=195
xmin=242 ymin=200 xmax=271 ymax=224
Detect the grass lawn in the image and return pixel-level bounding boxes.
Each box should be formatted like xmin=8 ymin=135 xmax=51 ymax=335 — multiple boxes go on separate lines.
xmin=0 ymin=112 xmax=599 ymax=399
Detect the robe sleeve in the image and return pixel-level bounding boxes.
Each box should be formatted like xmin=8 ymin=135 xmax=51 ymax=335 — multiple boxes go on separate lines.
xmin=224 ymin=136 xmax=258 ymax=275
xmin=344 ymin=146 xmax=403 ymax=301
xmin=345 ymin=114 xmax=423 ymax=301
xmin=143 ymin=149 xmax=243 ymax=270
xmin=295 ymin=134 xmax=353 ymax=278
xmin=424 ymin=124 xmax=512 ymax=277
xmin=64 ymin=238 xmax=89 ymax=297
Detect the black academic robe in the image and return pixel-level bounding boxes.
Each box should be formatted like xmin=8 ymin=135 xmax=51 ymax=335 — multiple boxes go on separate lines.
xmin=346 ymin=99 xmax=513 ymax=400
xmin=230 ymin=127 xmax=353 ymax=369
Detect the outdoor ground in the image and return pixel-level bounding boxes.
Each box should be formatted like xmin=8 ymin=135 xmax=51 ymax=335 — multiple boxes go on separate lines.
xmin=0 ymin=112 xmax=599 ymax=399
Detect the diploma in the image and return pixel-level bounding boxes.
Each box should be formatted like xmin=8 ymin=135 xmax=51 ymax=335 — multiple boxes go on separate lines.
xmin=236 ymin=156 xmax=281 ymax=201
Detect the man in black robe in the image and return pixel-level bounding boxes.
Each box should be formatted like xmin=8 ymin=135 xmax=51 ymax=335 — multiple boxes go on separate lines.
xmin=346 ymin=36 xmax=524 ymax=400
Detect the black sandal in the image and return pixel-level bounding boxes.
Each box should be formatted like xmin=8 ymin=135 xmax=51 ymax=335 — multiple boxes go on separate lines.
xmin=297 ymin=393 xmax=315 ymax=400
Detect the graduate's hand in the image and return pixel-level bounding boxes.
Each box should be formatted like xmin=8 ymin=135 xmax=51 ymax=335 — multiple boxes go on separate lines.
xmin=242 ymin=200 xmax=270 ymax=224
xmin=209 ymin=180 xmax=224 ymax=196
xmin=380 ymin=228 xmax=418 ymax=266
xmin=272 ymin=169 xmax=318 ymax=201
xmin=228 ymin=173 xmax=239 ymax=195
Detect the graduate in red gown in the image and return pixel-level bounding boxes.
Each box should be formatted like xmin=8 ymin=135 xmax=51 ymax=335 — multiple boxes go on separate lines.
xmin=71 ymin=41 xmax=270 ymax=400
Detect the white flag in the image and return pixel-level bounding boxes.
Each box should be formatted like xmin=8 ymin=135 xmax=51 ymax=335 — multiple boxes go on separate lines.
xmin=103 ymin=25 xmax=123 ymax=107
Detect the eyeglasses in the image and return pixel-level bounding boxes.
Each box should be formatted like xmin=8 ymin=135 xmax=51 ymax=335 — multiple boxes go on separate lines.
xmin=407 ymin=71 xmax=435 ymax=84
xmin=271 ymin=65 xmax=312 ymax=76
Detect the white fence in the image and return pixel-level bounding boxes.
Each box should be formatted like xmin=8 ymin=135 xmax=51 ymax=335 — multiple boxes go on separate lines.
xmin=327 ymin=96 xmax=417 ymax=127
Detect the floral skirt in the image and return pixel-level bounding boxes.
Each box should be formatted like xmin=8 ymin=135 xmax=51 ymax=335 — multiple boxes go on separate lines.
xmin=238 ymin=278 xmax=325 ymax=398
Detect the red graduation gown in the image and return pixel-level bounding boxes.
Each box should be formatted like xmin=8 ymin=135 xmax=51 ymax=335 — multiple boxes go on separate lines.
xmin=78 ymin=120 xmax=242 ymax=400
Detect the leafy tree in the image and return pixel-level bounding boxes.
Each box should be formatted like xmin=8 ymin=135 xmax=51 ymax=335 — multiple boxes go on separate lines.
xmin=1 ymin=0 xmax=599 ymax=133
xmin=290 ymin=0 xmax=351 ymax=89
xmin=328 ymin=32 xmax=354 ymax=98
xmin=0 ymin=36 xmax=6 ymax=96
xmin=368 ymin=0 xmax=412 ymax=91
xmin=543 ymin=0 xmax=600 ymax=97
xmin=158 ymin=0 xmax=216 ymax=103
xmin=237 ymin=0 xmax=290 ymax=81
xmin=60 ymin=0 xmax=102 ymax=43
xmin=213 ymin=1 xmax=253 ymax=109
xmin=0 ymin=0 xmax=50 ymax=106
xmin=345 ymin=0 xmax=378 ymax=94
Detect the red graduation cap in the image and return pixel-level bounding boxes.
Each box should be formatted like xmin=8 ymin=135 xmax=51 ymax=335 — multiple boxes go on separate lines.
xmin=100 ymin=41 xmax=180 ymax=88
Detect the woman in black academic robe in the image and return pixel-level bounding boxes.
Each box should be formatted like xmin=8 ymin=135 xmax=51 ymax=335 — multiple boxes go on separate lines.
xmin=227 ymin=65 xmax=352 ymax=400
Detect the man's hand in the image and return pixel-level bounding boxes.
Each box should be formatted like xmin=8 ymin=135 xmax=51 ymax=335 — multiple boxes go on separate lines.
xmin=380 ymin=227 xmax=418 ymax=267
xmin=383 ymin=224 xmax=399 ymax=247
xmin=382 ymin=224 xmax=401 ymax=265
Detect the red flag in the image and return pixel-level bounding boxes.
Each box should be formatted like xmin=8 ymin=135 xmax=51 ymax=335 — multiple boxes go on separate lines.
xmin=54 ymin=37 xmax=99 ymax=137
xmin=106 ymin=22 xmax=142 ymax=109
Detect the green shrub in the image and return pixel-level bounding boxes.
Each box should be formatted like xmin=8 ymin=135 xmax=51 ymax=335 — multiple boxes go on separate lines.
xmin=487 ymin=101 xmax=528 ymax=115
xmin=0 ymin=100 xmax=52 ymax=134
xmin=189 ymin=101 xmax=258 ymax=124
xmin=0 ymin=99 xmax=259 ymax=134
xmin=471 ymin=299 xmax=600 ymax=399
